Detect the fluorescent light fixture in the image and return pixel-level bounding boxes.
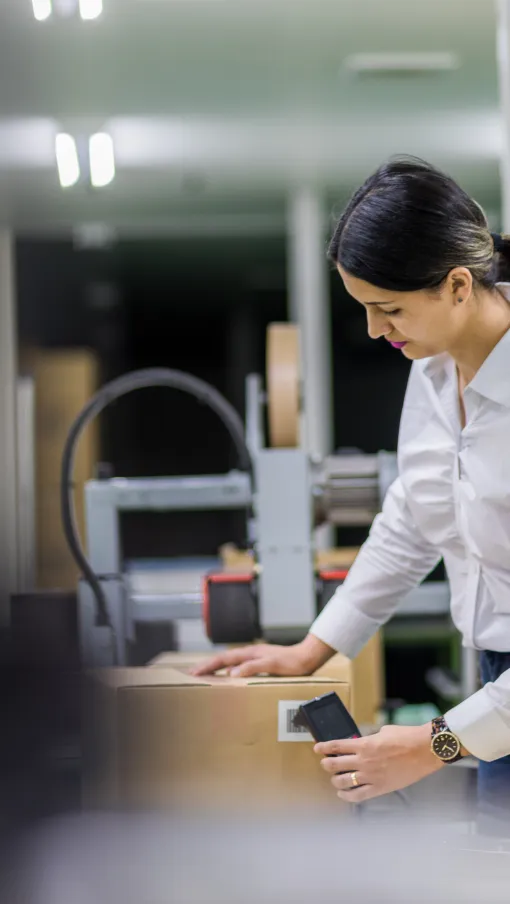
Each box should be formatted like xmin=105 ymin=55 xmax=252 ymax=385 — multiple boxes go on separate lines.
xmin=344 ymin=52 xmax=460 ymax=74
xmin=79 ymin=0 xmax=103 ymax=19
xmin=55 ymin=133 xmax=80 ymax=187
xmin=32 ymin=0 xmax=52 ymax=20
xmin=89 ymin=132 xmax=115 ymax=187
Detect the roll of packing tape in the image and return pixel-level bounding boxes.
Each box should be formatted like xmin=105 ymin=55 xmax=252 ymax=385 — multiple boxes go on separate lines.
xmin=266 ymin=323 xmax=300 ymax=448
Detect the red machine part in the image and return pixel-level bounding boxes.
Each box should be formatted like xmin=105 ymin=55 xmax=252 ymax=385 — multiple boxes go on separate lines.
xmin=318 ymin=569 xmax=349 ymax=583
xmin=202 ymin=572 xmax=259 ymax=644
xmin=202 ymin=568 xmax=350 ymax=644
xmin=317 ymin=569 xmax=349 ymax=612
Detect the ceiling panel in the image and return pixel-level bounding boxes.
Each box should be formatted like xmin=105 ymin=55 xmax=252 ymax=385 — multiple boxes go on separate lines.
xmin=0 ymin=0 xmax=502 ymax=232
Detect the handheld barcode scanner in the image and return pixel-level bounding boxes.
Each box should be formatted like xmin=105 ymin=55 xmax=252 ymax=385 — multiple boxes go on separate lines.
xmin=293 ymin=692 xmax=361 ymax=744
xmin=294 ymin=692 xmax=410 ymax=813
xmin=294 ymin=693 xmax=363 ymax=812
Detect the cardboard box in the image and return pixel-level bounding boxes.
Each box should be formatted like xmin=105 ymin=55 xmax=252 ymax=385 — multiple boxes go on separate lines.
xmin=33 ymin=349 xmax=99 ymax=589
xmin=316 ymin=547 xmax=360 ymax=569
xmin=150 ymin=639 xmax=384 ymax=729
xmin=218 ymin=544 xmax=361 ymax=573
xmin=35 ymin=350 xmax=98 ymax=486
xmin=218 ymin=543 xmax=254 ymax=573
xmin=83 ymin=666 xmax=351 ymax=814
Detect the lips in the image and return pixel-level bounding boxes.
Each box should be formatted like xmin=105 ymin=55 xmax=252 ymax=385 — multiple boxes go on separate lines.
xmin=389 ymin=341 xmax=407 ymax=349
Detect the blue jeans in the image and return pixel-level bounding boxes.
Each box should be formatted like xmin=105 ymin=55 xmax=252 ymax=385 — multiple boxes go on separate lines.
xmin=477 ymin=651 xmax=510 ymax=836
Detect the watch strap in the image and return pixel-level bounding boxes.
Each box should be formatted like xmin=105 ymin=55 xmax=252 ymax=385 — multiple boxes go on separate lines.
xmin=431 ymin=716 xmax=449 ymax=737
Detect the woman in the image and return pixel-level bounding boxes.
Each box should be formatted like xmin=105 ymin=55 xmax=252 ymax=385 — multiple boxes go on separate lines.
xmin=194 ymin=158 xmax=510 ymax=828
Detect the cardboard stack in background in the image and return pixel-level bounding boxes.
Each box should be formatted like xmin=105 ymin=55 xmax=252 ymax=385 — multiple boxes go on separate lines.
xmin=34 ymin=349 xmax=99 ymax=589
xmin=219 ymin=543 xmax=361 ymax=573
xmin=83 ymin=665 xmax=351 ymax=814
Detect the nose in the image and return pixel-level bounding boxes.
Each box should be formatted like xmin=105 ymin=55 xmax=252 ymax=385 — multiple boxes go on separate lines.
xmin=366 ymin=308 xmax=391 ymax=341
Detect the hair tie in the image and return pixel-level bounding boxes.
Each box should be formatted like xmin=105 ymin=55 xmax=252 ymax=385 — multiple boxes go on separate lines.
xmin=491 ymin=232 xmax=505 ymax=253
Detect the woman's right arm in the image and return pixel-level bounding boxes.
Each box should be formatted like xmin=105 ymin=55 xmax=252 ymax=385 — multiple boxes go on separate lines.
xmin=193 ymin=476 xmax=440 ymax=677
xmin=309 ymin=475 xmax=441 ymax=657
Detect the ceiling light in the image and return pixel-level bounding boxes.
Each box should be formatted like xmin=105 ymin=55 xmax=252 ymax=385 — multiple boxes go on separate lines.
xmin=78 ymin=0 xmax=103 ymax=20
xmin=32 ymin=0 xmax=52 ymax=20
xmin=55 ymin=133 xmax=80 ymax=188
xmin=89 ymin=132 xmax=115 ymax=187
xmin=344 ymin=52 xmax=460 ymax=74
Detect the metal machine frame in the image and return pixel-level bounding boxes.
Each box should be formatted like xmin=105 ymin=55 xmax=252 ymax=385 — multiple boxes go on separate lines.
xmin=79 ymin=471 xmax=252 ymax=665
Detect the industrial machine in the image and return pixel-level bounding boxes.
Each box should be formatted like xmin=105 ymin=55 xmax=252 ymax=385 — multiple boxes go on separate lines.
xmin=65 ymin=324 xmax=450 ymax=670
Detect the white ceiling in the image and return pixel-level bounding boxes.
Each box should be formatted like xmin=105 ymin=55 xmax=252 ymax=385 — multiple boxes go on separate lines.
xmin=0 ymin=0 xmax=503 ymax=235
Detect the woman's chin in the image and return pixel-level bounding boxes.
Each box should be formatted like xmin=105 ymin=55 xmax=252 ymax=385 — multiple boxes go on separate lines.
xmin=401 ymin=342 xmax=433 ymax=360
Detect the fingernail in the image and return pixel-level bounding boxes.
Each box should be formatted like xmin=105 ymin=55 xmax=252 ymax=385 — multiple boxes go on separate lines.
xmin=231 ymin=667 xmax=240 ymax=676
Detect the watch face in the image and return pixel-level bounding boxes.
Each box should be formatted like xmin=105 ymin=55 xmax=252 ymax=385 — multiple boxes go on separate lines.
xmin=432 ymin=731 xmax=460 ymax=762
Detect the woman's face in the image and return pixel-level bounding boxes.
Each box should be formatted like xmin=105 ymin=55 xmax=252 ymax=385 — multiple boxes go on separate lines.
xmin=338 ymin=264 xmax=472 ymax=360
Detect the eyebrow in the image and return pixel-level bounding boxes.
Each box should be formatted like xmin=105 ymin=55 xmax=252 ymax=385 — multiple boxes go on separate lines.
xmin=364 ymin=300 xmax=396 ymax=306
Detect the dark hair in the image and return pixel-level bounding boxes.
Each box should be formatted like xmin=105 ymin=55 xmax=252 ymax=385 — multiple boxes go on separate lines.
xmin=328 ymin=157 xmax=510 ymax=292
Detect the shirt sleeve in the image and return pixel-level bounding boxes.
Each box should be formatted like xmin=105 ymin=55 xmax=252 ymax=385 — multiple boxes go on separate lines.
xmin=446 ymin=672 xmax=510 ymax=761
xmin=310 ymin=475 xmax=441 ymax=657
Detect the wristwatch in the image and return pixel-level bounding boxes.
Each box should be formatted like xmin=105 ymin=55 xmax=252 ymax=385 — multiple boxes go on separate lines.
xmin=430 ymin=716 xmax=463 ymax=763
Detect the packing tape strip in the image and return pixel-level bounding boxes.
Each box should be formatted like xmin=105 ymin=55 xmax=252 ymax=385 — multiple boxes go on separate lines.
xmin=266 ymin=323 xmax=300 ymax=448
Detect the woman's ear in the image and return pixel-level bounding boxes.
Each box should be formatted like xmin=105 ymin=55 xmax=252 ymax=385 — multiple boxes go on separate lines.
xmin=448 ymin=267 xmax=472 ymax=302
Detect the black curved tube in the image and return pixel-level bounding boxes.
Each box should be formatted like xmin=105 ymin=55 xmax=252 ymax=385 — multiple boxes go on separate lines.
xmin=61 ymin=368 xmax=253 ymax=635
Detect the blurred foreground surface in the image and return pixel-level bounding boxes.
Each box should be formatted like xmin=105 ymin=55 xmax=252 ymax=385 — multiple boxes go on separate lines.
xmin=2 ymin=810 xmax=510 ymax=904
xmin=0 ymin=645 xmax=508 ymax=904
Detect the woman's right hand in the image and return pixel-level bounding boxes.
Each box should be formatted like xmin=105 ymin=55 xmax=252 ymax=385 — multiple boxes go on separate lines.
xmin=190 ymin=634 xmax=334 ymax=678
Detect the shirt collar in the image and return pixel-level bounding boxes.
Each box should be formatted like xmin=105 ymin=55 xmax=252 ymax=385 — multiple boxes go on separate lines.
xmin=423 ymin=283 xmax=510 ymax=408
xmin=422 ymin=353 xmax=448 ymax=380
xmin=468 ymin=326 xmax=510 ymax=406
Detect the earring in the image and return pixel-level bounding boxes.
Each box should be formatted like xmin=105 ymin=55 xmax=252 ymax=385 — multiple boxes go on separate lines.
xmin=457 ymin=297 xmax=463 ymax=303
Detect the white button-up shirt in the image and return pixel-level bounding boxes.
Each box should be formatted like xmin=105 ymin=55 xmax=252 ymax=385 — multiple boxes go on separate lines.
xmin=311 ymin=292 xmax=510 ymax=762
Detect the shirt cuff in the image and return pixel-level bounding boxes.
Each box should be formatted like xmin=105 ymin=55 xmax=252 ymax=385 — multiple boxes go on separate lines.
xmin=445 ymin=687 xmax=510 ymax=762
xmin=310 ymin=593 xmax=381 ymax=659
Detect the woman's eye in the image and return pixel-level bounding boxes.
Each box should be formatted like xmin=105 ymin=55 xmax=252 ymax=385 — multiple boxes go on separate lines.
xmin=384 ymin=309 xmax=401 ymax=316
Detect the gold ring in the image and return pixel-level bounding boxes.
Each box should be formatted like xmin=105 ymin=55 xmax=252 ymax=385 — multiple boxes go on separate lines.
xmin=350 ymin=771 xmax=360 ymax=788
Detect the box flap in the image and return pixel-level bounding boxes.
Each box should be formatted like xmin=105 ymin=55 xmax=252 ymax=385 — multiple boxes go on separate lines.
xmin=90 ymin=668 xmax=213 ymax=689
xmin=149 ymin=653 xmax=229 ymax=676
xmin=148 ymin=651 xmax=352 ymax=681
xmin=90 ymin=668 xmax=349 ymax=692
xmin=244 ymin=676 xmax=349 ymax=687
xmin=150 ymin=652 xmax=212 ymax=667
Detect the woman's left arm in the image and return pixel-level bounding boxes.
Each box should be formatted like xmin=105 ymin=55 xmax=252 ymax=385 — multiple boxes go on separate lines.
xmin=316 ymin=668 xmax=510 ymax=802
xmin=315 ymin=724 xmax=444 ymax=803
xmin=445 ymin=668 xmax=510 ymax=762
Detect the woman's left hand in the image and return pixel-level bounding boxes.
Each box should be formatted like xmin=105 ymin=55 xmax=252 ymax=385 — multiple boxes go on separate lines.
xmin=315 ymin=723 xmax=444 ymax=803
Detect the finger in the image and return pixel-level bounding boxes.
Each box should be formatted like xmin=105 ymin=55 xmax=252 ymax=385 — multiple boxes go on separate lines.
xmin=336 ymin=784 xmax=374 ymax=804
xmin=190 ymin=657 xmax=228 ymax=675
xmin=314 ymin=738 xmax=361 ymax=756
xmin=191 ymin=649 xmax=257 ymax=675
xmin=331 ymin=771 xmax=368 ymax=792
xmin=319 ymin=755 xmax=359 ymax=775
xmin=233 ymin=658 xmax=275 ymax=678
